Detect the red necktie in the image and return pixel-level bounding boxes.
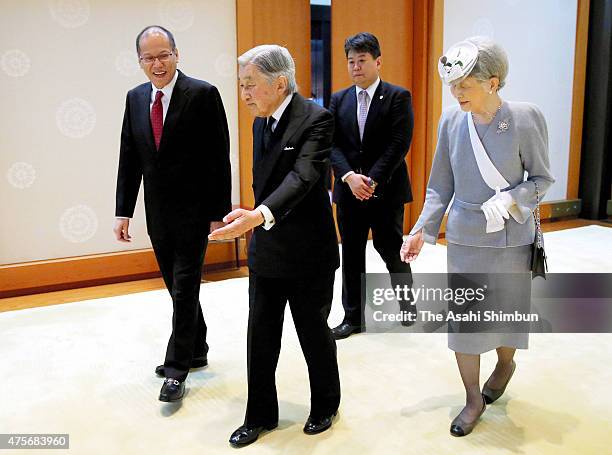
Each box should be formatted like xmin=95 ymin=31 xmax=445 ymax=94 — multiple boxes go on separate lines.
xmin=151 ymin=90 xmax=164 ymax=150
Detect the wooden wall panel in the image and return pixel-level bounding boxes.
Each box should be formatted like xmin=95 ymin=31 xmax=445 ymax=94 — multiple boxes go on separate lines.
xmin=425 ymin=1 xmax=444 ymax=192
xmin=331 ymin=1 xmax=413 ymax=93
xmin=412 ymin=0 xmax=444 ymax=231
xmin=236 ymin=0 xmax=312 ymax=208
xmin=2 ymin=1 xmax=312 ymax=298
xmin=0 ymin=240 xmax=247 ymax=298
xmin=567 ymin=0 xmax=590 ymax=199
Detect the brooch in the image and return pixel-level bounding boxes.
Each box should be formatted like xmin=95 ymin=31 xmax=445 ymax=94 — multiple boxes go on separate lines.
xmin=497 ymin=119 xmax=510 ymax=134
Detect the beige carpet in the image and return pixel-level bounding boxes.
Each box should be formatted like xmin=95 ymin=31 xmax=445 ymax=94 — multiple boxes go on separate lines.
xmin=1 ymin=225 xmax=611 ymax=454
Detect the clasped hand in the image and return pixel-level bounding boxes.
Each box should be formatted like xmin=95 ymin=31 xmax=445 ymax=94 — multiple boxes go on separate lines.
xmin=481 ymin=187 xmax=514 ymax=233
xmin=346 ymin=173 xmax=375 ymax=201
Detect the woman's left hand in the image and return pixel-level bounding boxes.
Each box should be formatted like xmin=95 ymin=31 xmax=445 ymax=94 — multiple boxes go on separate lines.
xmin=400 ymin=230 xmax=425 ymax=263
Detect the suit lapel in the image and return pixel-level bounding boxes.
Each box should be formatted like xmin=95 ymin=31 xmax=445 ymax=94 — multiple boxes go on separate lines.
xmin=254 ymin=94 xmax=308 ymax=201
xmin=139 ymin=84 xmax=157 ymax=155
xmin=344 ymin=87 xmax=360 ymax=144
xmin=253 ymin=117 xmax=265 ymax=166
xmin=253 ymin=116 xmax=270 ymax=202
xmin=362 ymin=80 xmax=385 ymax=141
xmin=279 ymin=94 xmax=308 ymax=149
xmin=480 ymin=100 xmax=507 ymax=144
xmin=157 ymin=71 xmax=189 ymax=157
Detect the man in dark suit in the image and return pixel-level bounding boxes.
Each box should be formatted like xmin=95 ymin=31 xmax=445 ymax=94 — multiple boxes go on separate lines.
xmin=209 ymin=44 xmax=340 ymax=447
xmin=329 ymin=32 xmax=415 ymax=340
xmin=113 ymin=25 xmax=231 ymax=402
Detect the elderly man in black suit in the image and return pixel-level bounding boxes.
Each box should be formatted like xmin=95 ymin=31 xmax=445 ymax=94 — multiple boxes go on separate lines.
xmin=209 ymin=44 xmax=340 ymax=447
xmin=114 ymin=25 xmax=231 ymax=402
xmin=329 ymin=32 xmax=415 ymax=339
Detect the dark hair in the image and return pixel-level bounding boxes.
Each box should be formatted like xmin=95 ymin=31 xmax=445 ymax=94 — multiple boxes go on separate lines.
xmin=344 ymin=32 xmax=381 ymax=59
xmin=136 ymin=25 xmax=176 ymax=55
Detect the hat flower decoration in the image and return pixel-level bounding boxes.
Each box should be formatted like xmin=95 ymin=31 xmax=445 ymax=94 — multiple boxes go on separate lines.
xmin=438 ymin=41 xmax=479 ymax=86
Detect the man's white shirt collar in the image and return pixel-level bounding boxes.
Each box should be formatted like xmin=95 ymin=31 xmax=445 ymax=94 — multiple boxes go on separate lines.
xmin=355 ymin=77 xmax=381 ymax=101
xmin=150 ymin=69 xmax=179 ymax=102
xmin=269 ymin=93 xmax=294 ymax=131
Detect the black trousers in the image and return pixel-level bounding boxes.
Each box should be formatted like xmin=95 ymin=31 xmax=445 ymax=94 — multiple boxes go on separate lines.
xmin=245 ymin=270 xmax=341 ymax=426
xmin=150 ymin=226 xmax=209 ymax=382
xmin=336 ymin=199 xmax=412 ymax=327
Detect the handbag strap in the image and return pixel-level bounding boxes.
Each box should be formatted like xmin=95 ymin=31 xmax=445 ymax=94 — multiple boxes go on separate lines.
xmin=534 ymin=181 xmax=544 ymax=248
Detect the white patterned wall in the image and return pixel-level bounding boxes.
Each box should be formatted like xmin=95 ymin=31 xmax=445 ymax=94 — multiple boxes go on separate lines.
xmin=1 ymin=0 xmax=239 ymax=264
xmin=443 ymin=0 xmax=578 ymax=201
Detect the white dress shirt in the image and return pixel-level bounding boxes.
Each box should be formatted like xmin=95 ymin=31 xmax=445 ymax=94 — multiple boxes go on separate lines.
xmin=341 ymin=77 xmax=381 ymax=183
xmin=149 ymin=69 xmax=179 ymax=123
xmin=257 ymin=93 xmax=294 ymax=230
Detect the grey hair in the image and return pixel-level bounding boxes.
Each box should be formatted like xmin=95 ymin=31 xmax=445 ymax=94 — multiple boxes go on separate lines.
xmin=465 ymin=36 xmax=509 ymax=90
xmin=238 ymin=44 xmax=298 ymax=95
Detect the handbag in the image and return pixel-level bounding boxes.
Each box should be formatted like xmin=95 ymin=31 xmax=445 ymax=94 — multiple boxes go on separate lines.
xmin=531 ymin=182 xmax=548 ymax=279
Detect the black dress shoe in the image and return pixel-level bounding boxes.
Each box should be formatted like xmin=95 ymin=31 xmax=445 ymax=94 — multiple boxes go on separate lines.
xmin=155 ymin=355 xmax=208 ymax=377
xmin=399 ymin=303 xmax=417 ymax=327
xmin=158 ymin=378 xmax=185 ymax=402
xmin=303 ymin=412 xmax=337 ymax=435
xmin=331 ymin=322 xmax=363 ymax=340
xmin=400 ymin=310 xmax=417 ymax=327
xmin=228 ymin=423 xmax=278 ymax=447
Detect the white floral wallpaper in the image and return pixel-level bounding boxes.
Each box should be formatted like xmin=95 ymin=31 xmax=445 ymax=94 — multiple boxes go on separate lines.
xmin=1 ymin=0 xmax=239 ymax=264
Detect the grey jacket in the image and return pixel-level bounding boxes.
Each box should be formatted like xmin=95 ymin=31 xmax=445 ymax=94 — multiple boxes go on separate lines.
xmin=411 ymin=101 xmax=555 ymax=248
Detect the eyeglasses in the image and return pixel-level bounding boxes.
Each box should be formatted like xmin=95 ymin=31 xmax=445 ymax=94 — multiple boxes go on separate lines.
xmin=139 ymin=52 xmax=174 ymax=64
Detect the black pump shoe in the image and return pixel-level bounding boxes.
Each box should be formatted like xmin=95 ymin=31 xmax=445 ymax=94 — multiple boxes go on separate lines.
xmin=450 ymin=395 xmax=486 ymax=437
xmin=482 ymin=360 xmax=516 ymax=404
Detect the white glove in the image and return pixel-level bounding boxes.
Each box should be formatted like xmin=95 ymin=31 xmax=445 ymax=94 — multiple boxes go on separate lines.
xmin=481 ymin=187 xmax=513 ymax=233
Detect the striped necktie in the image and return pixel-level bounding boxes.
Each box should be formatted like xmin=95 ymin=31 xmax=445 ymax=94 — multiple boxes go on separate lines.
xmin=358 ymin=89 xmax=369 ymax=140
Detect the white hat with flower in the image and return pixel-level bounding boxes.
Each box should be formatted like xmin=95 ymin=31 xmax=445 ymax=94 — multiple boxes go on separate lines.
xmin=438 ymin=40 xmax=479 ymax=85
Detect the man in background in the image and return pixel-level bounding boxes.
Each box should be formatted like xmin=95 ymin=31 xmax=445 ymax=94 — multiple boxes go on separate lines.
xmin=329 ymin=32 xmax=415 ymax=339
xmin=114 ymin=25 xmax=231 ymax=402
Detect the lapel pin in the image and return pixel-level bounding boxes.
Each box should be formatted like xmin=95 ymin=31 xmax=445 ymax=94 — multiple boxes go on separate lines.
xmin=379 ymin=95 xmax=383 ymax=99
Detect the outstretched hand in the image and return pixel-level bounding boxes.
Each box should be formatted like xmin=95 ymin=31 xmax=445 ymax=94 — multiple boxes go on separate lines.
xmin=208 ymin=208 xmax=264 ymax=241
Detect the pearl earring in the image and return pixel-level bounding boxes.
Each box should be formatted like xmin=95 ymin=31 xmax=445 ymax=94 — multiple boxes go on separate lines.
xmin=489 ymin=90 xmax=493 ymax=94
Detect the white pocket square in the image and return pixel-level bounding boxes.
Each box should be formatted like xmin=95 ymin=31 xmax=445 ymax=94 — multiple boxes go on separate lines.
xmin=283 ymin=146 xmax=295 ymax=151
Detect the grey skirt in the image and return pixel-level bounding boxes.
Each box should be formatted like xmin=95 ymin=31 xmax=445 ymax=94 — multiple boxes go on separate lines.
xmin=446 ymin=242 xmax=532 ymax=354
